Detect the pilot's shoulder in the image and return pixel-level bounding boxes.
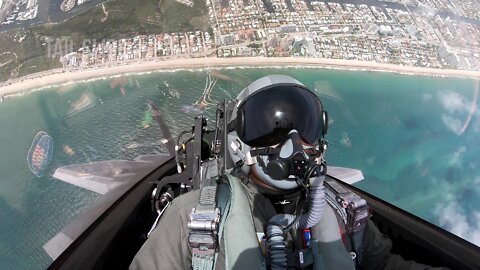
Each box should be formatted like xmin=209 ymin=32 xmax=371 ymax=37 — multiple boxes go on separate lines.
xmin=169 ymin=189 xmax=201 ymax=209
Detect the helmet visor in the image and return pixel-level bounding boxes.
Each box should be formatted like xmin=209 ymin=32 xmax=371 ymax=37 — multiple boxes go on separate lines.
xmin=236 ymin=85 xmax=324 ymax=147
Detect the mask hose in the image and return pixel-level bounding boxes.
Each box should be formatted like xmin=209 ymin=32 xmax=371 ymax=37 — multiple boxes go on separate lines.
xmin=266 ymin=172 xmax=325 ymax=270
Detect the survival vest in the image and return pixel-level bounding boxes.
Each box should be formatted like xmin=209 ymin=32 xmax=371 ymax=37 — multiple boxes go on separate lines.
xmin=187 ymin=173 xmax=368 ymax=270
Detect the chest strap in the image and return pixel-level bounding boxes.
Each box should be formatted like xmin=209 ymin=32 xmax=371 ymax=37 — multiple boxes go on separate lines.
xmin=189 ymin=177 xmax=231 ymax=270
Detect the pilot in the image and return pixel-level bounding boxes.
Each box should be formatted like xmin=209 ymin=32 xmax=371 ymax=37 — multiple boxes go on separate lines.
xmin=131 ymin=75 xmax=447 ymax=270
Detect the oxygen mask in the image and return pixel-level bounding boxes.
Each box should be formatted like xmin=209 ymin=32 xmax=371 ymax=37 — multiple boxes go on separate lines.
xmin=251 ymin=130 xmax=325 ymax=188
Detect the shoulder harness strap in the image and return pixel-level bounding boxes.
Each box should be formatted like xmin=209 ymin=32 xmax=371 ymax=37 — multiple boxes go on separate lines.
xmin=324 ymin=178 xmax=369 ymax=267
xmin=189 ymin=176 xmax=231 ymax=270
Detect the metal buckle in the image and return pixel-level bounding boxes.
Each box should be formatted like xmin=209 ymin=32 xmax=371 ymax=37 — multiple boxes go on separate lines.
xmin=188 ymin=207 xmax=220 ymax=255
xmin=188 ymin=207 xmax=220 ymax=231
xmin=188 ymin=232 xmax=216 ymax=256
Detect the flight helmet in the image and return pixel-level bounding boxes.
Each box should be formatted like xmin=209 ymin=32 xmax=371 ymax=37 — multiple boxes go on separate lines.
xmin=227 ymin=75 xmax=328 ymax=191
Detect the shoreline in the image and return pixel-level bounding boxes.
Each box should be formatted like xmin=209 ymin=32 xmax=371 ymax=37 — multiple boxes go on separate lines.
xmin=1 ymin=57 xmax=479 ymax=97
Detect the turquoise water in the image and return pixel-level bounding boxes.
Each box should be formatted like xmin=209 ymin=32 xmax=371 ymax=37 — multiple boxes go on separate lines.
xmin=0 ymin=68 xmax=478 ymax=269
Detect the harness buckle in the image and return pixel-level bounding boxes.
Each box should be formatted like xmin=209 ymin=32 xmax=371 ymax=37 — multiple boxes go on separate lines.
xmin=188 ymin=232 xmax=216 ymax=255
xmin=188 ymin=207 xmax=220 ymax=255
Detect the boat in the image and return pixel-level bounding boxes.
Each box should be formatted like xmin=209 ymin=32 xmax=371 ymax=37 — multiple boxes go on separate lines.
xmin=44 ymin=100 xmax=480 ymax=270
xmin=27 ymin=131 xmax=53 ymax=177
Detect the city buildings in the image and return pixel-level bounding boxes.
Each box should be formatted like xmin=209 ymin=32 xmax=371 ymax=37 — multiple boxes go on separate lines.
xmin=51 ymin=0 xmax=480 ymax=71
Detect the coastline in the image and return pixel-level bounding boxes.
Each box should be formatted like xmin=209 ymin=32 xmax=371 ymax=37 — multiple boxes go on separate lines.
xmin=1 ymin=57 xmax=479 ymax=97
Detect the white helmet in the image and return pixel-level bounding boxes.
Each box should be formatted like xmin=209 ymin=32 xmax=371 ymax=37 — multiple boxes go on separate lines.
xmin=227 ymin=75 xmax=328 ymax=191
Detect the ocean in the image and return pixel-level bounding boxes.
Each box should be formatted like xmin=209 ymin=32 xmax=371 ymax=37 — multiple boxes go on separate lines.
xmin=0 ymin=67 xmax=478 ymax=269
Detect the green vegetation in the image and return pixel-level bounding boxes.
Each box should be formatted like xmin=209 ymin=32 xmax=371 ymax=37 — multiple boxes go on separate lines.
xmin=36 ymin=0 xmax=210 ymax=42
xmin=0 ymin=0 xmax=210 ymax=82
xmin=0 ymin=29 xmax=61 ymax=81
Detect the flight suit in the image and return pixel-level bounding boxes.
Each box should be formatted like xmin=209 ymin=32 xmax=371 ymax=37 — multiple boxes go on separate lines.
xmin=130 ymin=176 xmax=447 ymax=270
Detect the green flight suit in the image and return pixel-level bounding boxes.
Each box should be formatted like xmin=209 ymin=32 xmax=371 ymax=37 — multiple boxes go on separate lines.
xmin=130 ymin=176 xmax=447 ymax=270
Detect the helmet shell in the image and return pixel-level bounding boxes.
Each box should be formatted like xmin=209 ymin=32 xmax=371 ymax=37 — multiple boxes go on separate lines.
xmin=227 ymin=75 xmax=327 ymax=182
xmin=230 ymin=75 xmax=326 ymax=147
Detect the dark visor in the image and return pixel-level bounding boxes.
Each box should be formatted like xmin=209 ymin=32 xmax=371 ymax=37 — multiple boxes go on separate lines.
xmin=235 ymin=85 xmax=325 ymax=147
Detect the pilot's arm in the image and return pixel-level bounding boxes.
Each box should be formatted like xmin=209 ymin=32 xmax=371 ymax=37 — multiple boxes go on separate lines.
xmin=130 ymin=191 xmax=198 ymax=270
xmin=361 ymin=220 xmax=449 ymax=270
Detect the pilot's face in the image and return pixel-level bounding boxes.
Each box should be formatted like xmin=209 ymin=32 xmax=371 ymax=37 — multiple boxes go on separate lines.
xmin=248 ymin=133 xmax=321 ymax=193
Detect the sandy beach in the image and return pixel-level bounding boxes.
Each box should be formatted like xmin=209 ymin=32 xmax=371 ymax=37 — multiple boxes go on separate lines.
xmin=1 ymin=57 xmax=479 ymax=96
